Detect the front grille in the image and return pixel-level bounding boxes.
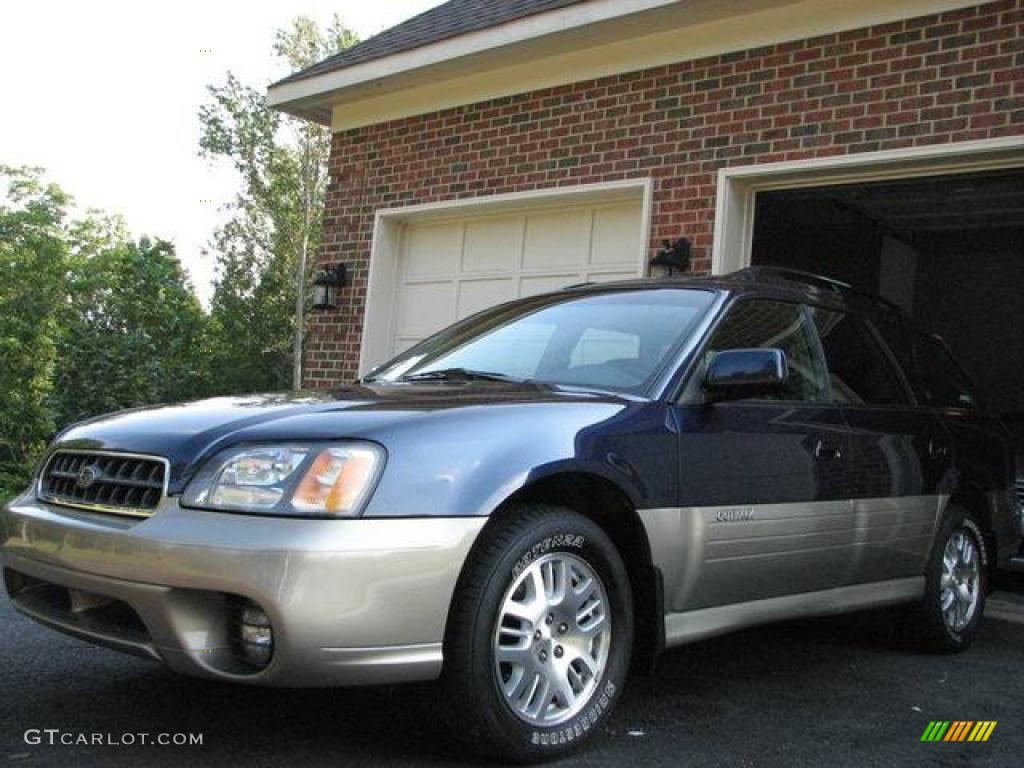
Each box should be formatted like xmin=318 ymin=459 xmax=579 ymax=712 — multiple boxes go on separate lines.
xmin=38 ymin=450 xmax=167 ymax=518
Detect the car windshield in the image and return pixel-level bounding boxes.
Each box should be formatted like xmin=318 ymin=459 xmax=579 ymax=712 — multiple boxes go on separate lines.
xmin=367 ymin=288 xmax=717 ymax=395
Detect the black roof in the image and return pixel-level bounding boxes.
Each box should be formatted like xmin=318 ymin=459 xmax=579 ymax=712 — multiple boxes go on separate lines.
xmin=274 ymin=0 xmax=589 ymax=87
xmin=562 ymin=268 xmax=916 ymax=323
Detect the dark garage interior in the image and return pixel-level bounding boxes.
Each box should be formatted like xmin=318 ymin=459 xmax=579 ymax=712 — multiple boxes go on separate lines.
xmin=752 ymin=168 xmax=1024 ymax=419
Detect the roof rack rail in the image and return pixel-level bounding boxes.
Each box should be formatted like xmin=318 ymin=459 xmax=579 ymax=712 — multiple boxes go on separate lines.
xmin=734 ymin=266 xmax=908 ymax=317
xmin=733 ymin=266 xmax=852 ymax=292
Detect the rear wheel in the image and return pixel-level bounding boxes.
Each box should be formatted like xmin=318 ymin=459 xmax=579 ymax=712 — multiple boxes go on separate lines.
xmin=443 ymin=505 xmax=633 ymax=762
xmin=909 ymin=505 xmax=987 ymax=653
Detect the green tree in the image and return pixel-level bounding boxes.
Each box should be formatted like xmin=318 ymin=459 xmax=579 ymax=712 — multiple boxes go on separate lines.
xmin=199 ymin=15 xmax=358 ymax=392
xmin=202 ymin=215 xmax=294 ymax=393
xmin=52 ymin=232 xmax=208 ymax=426
xmin=0 ymin=166 xmax=68 ymax=495
xmin=1 ymin=166 xmax=211 ymax=499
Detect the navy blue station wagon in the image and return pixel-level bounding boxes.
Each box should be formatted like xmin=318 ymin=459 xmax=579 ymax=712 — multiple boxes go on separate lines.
xmin=3 ymin=268 xmax=1021 ymax=761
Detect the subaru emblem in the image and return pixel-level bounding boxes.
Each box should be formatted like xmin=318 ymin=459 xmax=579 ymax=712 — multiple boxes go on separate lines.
xmin=76 ymin=465 xmax=101 ymax=490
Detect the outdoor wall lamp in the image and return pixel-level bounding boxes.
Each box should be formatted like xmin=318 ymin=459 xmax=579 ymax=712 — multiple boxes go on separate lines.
xmin=649 ymin=238 xmax=692 ymax=277
xmin=312 ymin=264 xmax=348 ymax=310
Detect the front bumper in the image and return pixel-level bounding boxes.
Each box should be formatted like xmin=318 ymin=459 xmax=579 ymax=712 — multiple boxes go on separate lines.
xmin=0 ymin=492 xmax=484 ymax=686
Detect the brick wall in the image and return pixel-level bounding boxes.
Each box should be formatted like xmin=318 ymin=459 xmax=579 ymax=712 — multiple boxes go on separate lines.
xmin=307 ymin=0 xmax=1024 ymax=388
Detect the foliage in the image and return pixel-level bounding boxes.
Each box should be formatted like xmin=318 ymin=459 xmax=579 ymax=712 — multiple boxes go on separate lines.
xmin=0 ymin=166 xmax=67 ymax=496
xmin=0 ymin=16 xmax=356 ymax=498
xmin=52 ymin=234 xmax=208 ymax=425
xmin=199 ymin=15 xmax=358 ymax=391
xmin=0 ymin=168 xmax=208 ymax=498
xmin=202 ymin=215 xmax=293 ymax=393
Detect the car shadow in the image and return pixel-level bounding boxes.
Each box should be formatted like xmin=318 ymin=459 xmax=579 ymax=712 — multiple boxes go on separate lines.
xmin=11 ymin=611 xmax=899 ymax=764
xmin=7 ymin=605 xmax=1019 ymax=767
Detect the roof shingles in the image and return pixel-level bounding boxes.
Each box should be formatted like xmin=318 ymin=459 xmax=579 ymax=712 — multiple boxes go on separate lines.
xmin=275 ymin=0 xmax=589 ymax=86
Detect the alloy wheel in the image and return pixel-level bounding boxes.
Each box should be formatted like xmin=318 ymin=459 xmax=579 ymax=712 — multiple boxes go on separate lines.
xmin=492 ymin=553 xmax=611 ymax=727
xmin=940 ymin=528 xmax=981 ymax=633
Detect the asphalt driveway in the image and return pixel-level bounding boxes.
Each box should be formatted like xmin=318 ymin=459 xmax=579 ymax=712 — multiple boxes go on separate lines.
xmin=2 ymin=586 xmax=1022 ymax=767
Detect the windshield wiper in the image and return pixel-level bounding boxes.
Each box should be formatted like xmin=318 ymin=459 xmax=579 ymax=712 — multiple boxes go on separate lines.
xmin=401 ymin=368 xmax=531 ymax=385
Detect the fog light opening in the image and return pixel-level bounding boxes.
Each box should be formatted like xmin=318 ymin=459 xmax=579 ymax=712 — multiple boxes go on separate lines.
xmin=230 ymin=598 xmax=274 ymax=670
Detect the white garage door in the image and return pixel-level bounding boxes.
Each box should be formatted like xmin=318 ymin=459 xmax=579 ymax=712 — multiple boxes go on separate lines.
xmin=387 ymin=200 xmax=644 ymax=357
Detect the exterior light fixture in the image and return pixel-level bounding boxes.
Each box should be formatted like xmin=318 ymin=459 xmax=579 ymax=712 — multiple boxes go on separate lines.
xmin=312 ymin=264 xmax=348 ymax=310
xmin=649 ymin=238 xmax=692 ymax=277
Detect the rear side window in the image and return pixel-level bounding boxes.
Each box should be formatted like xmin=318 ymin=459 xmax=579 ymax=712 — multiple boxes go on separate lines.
xmin=874 ymin=318 xmax=979 ymax=410
xmin=811 ymin=309 xmax=909 ymax=406
xmin=911 ymin=334 xmax=978 ymax=410
xmin=704 ymin=300 xmax=828 ymax=402
xmin=871 ymin=317 xmax=916 ymax=379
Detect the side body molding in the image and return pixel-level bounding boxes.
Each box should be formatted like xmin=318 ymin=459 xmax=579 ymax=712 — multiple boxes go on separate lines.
xmin=662 ymin=577 xmax=924 ymax=647
xmin=640 ymin=496 xmax=946 ymax=647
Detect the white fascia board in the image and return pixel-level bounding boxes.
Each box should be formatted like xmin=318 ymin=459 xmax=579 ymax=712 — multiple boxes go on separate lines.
xmin=266 ymin=0 xmax=680 ymax=108
xmin=270 ymin=0 xmax=982 ymax=128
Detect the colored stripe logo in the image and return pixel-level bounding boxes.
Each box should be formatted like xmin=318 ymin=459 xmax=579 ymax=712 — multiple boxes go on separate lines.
xmin=921 ymin=721 xmax=997 ymax=742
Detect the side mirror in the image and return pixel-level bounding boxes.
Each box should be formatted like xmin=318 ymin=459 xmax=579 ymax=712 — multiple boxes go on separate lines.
xmin=704 ymin=348 xmax=788 ymax=401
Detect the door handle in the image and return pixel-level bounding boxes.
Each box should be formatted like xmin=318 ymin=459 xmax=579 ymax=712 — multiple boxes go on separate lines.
xmin=814 ymin=440 xmax=843 ymax=461
xmin=929 ymin=440 xmax=950 ymax=460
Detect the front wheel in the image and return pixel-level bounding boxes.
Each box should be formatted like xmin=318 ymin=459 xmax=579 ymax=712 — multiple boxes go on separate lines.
xmin=909 ymin=505 xmax=987 ymax=653
xmin=443 ymin=505 xmax=633 ymax=762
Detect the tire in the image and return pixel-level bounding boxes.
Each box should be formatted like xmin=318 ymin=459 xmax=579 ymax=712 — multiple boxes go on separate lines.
xmin=908 ymin=505 xmax=987 ymax=653
xmin=443 ymin=504 xmax=634 ymax=762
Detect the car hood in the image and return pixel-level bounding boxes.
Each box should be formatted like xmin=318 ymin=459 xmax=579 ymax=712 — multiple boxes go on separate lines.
xmin=53 ymin=384 xmax=633 ymax=492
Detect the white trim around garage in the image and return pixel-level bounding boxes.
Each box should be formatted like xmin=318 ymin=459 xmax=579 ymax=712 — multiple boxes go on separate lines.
xmin=359 ymin=179 xmax=655 ymax=374
xmin=711 ymin=136 xmax=1024 ymax=275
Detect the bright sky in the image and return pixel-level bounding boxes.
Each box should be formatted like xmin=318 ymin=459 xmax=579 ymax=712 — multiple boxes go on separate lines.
xmin=0 ymin=0 xmax=444 ymax=304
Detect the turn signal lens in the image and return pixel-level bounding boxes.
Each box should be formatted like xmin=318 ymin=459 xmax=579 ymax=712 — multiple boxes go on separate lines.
xmin=292 ymin=447 xmax=381 ymax=516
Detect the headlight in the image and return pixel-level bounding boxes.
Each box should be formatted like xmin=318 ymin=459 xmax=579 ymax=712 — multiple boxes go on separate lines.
xmin=181 ymin=442 xmax=385 ymax=518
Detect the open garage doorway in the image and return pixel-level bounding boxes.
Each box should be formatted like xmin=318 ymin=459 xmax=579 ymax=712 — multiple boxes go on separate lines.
xmin=751 ymin=168 xmax=1024 ymax=419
